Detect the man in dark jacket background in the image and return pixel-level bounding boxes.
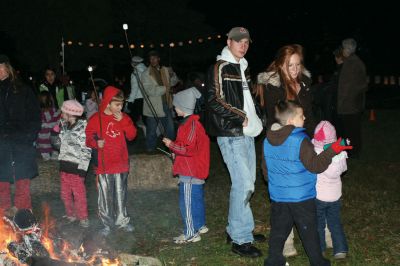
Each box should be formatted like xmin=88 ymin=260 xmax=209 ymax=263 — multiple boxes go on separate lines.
xmin=0 ymin=54 xmax=41 ymax=213
xmin=336 ymin=38 xmax=368 ymax=158
xmin=205 ymin=27 xmax=264 ymax=258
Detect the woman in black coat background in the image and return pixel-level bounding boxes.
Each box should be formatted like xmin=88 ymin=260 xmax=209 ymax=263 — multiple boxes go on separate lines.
xmin=0 ymin=54 xmax=41 ymax=212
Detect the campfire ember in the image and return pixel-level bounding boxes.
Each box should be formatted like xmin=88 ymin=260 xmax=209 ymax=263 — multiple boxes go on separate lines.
xmin=0 ymin=208 xmax=120 ymax=266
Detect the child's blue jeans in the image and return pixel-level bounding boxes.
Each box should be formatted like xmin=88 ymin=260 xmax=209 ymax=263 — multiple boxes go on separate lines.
xmin=316 ymin=199 xmax=348 ymax=254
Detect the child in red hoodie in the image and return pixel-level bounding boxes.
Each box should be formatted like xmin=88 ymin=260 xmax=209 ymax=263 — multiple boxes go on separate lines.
xmin=163 ymin=88 xmax=210 ymax=244
xmin=85 ymin=86 xmax=137 ymax=236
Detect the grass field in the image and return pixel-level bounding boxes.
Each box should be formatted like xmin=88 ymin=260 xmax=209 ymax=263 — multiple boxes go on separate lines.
xmin=33 ymin=109 xmax=400 ymax=266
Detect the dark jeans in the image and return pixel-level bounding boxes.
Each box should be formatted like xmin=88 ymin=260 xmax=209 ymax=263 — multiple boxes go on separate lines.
xmin=127 ymin=99 xmax=144 ymax=123
xmin=145 ymin=104 xmax=175 ymax=151
xmin=316 ymin=199 xmax=348 ymax=254
xmin=337 ymin=113 xmax=362 ymax=157
xmin=264 ymin=199 xmax=330 ymax=266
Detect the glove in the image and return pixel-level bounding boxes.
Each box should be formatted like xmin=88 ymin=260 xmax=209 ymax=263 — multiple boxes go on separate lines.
xmin=323 ymin=138 xmax=346 ymax=150
xmin=331 ymin=137 xmax=353 ymax=154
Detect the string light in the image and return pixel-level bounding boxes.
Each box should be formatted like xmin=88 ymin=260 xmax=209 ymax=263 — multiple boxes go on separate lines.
xmin=63 ymin=33 xmax=222 ymax=50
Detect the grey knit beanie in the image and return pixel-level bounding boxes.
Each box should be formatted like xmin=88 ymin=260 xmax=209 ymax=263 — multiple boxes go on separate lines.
xmin=173 ymin=88 xmax=201 ymax=115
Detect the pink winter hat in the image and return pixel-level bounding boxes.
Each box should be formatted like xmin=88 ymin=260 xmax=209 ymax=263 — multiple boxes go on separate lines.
xmin=312 ymin=120 xmax=337 ymax=148
xmin=61 ymin=100 xmax=84 ymax=116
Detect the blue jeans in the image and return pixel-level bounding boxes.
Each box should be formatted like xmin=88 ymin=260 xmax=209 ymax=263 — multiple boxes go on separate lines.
xmin=145 ymin=103 xmax=175 ymax=151
xmin=217 ymin=136 xmax=256 ymax=244
xmin=316 ymin=199 xmax=348 ymax=254
xmin=179 ymin=178 xmax=205 ymax=237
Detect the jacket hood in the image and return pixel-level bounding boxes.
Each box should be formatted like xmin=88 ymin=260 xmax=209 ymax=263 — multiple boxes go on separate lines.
xmin=100 ymin=86 xmax=121 ymax=112
xmin=217 ymin=46 xmax=248 ymax=71
xmin=312 ymin=120 xmax=337 ymax=148
xmin=266 ymin=123 xmax=296 ymax=146
xmin=257 ymin=69 xmax=311 ymax=87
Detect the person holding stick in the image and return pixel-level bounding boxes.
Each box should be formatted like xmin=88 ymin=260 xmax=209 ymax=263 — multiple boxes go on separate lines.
xmin=85 ymin=86 xmax=137 ymax=236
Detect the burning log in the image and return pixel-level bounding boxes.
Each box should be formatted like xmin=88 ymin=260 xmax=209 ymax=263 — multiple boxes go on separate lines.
xmin=27 ymin=256 xmax=87 ymax=266
xmin=4 ymin=209 xmax=50 ymax=264
xmin=0 ymin=253 xmax=19 ymax=266
xmin=7 ymin=240 xmax=49 ymax=264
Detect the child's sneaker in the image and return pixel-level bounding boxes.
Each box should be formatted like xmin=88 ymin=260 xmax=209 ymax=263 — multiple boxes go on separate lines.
xmin=119 ymin=224 xmax=134 ymax=232
xmin=198 ymin=225 xmax=209 ymax=234
xmin=79 ymin=219 xmax=90 ymax=228
xmin=173 ymin=233 xmax=201 ymax=244
xmin=100 ymin=226 xmax=111 ymax=237
xmin=334 ymin=252 xmax=347 ymax=259
xmin=62 ymin=215 xmax=77 ymax=224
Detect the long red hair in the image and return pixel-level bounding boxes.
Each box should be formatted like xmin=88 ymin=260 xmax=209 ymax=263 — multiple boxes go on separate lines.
xmin=267 ymin=44 xmax=305 ymax=100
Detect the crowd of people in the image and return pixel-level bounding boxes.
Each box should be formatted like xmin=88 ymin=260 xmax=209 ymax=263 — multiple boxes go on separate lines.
xmin=0 ymin=25 xmax=368 ymax=265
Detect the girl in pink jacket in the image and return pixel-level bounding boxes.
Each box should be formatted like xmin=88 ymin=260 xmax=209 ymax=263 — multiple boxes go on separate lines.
xmin=312 ymin=120 xmax=348 ymax=260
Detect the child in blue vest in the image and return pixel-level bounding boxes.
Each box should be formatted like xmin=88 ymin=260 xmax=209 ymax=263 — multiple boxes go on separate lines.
xmin=263 ymin=100 xmax=351 ymax=266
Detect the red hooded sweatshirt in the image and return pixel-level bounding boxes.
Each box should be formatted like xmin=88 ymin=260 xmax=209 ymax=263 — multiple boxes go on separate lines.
xmin=85 ymin=86 xmax=137 ymax=174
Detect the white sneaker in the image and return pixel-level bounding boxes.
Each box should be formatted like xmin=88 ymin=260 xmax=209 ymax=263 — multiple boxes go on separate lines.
xmin=100 ymin=226 xmax=111 ymax=237
xmin=119 ymin=224 xmax=134 ymax=232
xmin=62 ymin=215 xmax=77 ymax=224
xmin=198 ymin=225 xmax=209 ymax=234
xmin=173 ymin=233 xmax=201 ymax=244
xmin=79 ymin=219 xmax=90 ymax=228
xmin=334 ymin=252 xmax=347 ymax=259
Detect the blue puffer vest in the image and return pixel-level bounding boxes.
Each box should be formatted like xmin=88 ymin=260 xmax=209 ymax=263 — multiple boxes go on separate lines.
xmin=264 ymin=127 xmax=316 ymax=202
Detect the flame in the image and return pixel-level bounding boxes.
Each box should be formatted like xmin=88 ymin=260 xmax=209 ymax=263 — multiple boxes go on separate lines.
xmin=0 ymin=206 xmax=122 ymax=265
xmin=102 ymin=258 xmax=120 ymax=265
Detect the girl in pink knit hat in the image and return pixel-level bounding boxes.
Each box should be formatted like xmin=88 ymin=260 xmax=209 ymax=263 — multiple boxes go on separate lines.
xmin=57 ymin=100 xmax=92 ymax=228
xmin=312 ymin=120 xmax=349 ymax=259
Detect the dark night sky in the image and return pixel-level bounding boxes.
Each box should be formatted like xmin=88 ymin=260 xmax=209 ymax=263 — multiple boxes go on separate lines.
xmin=0 ymin=0 xmax=397 ymax=82
xmin=190 ymin=1 xmax=398 ymax=76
